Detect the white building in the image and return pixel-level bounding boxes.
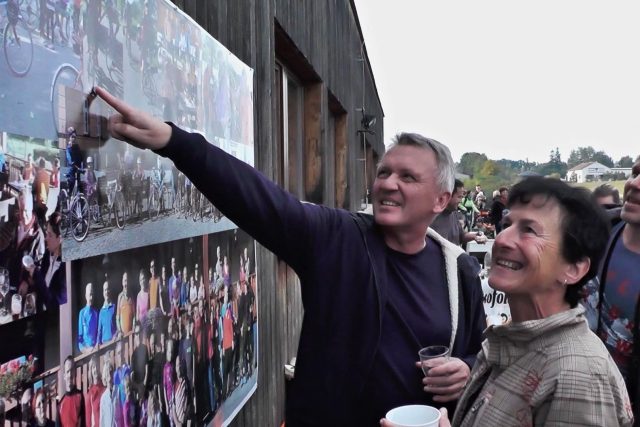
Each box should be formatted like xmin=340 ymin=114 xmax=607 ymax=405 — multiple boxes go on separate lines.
xmin=567 ymin=161 xmax=611 ymax=183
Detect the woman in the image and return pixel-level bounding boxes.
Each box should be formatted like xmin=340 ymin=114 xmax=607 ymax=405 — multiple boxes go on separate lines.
xmin=32 ymin=389 xmax=54 ymax=427
xmin=384 ymin=177 xmax=633 ymax=426
xmin=99 ymin=360 xmax=115 ymax=427
xmin=85 ymin=356 xmax=105 ymax=427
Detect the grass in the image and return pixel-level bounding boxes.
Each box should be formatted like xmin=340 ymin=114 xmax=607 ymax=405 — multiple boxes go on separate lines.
xmin=571 ymin=180 xmax=626 ymax=194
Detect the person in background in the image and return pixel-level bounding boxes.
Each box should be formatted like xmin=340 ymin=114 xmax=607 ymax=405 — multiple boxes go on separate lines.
xmin=489 ymin=186 xmax=509 ymax=233
xmin=31 ymin=211 xmax=66 ymax=311
xmin=21 ymin=387 xmax=34 ymax=425
xmin=84 ymin=356 xmax=104 ymax=427
xmin=148 ymin=259 xmax=159 ymax=311
xmin=136 ymin=269 xmax=149 ymax=327
xmin=116 ymin=272 xmax=135 ymax=336
xmin=99 ymin=360 xmax=115 ymax=427
xmin=431 ymin=179 xmax=488 ymax=247
xmin=97 ymin=281 xmax=117 ymax=345
xmin=58 ymin=355 xmax=85 ymax=427
xmin=592 ymin=183 xmax=622 ymax=226
xmin=50 ymin=158 xmax=60 ymax=188
xmin=33 ymin=389 xmax=55 ymax=427
xmin=23 ymin=153 xmax=34 ymax=183
xmin=95 ymin=87 xmax=485 ymax=426
xmin=112 ymin=340 xmax=130 ymax=425
xmin=131 ymin=324 xmax=150 ymax=402
xmin=582 ymin=159 xmax=640 ymax=422
xmin=458 ymin=189 xmax=479 ymax=231
xmin=33 ymin=158 xmax=50 ymax=225
xmin=78 ymin=283 xmax=98 ymax=353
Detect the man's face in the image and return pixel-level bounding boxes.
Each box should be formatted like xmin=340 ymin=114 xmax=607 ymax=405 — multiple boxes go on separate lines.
xmin=150 ymin=260 xmax=155 ymax=277
xmin=372 ymin=145 xmax=449 ymax=232
xmin=103 ymin=282 xmax=110 ymax=302
xmin=122 ymin=272 xmax=128 ymax=292
xmin=64 ymin=359 xmax=74 ymax=392
xmin=500 ymin=189 xmax=509 ymax=203
xmin=621 ymin=161 xmax=640 ymax=226
xmin=448 ymin=187 xmax=464 ymax=210
xmin=171 ymin=257 xmax=176 ymax=272
xmin=85 ymin=284 xmax=93 ymax=305
xmin=139 ymin=272 xmax=145 ymax=288
xmin=595 ymin=195 xmax=616 ymax=207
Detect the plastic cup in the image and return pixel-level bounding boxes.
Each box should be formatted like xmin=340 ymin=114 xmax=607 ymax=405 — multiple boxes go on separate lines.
xmin=385 ymin=405 xmax=441 ymax=427
xmin=418 ymin=345 xmax=449 ymax=376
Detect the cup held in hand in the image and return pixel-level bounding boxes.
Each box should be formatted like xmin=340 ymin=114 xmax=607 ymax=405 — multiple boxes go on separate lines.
xmin=418 ymin=345 xmax=450 ymax=376
xmin=385 ymin=404 xmax=441 ymax=427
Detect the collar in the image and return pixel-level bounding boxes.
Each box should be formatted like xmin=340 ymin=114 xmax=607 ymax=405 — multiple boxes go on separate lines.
xmin=482 ymin=306 xmax=587 ymax=369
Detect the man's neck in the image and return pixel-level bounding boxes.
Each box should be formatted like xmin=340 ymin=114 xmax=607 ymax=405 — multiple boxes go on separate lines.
xmin=622 ymin=223 xmax=640 ymax=254
xmin=381 ymin=226 xmax=428 ymax=254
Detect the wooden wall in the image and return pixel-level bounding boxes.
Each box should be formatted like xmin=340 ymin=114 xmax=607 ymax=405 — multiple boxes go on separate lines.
xmin=169 ymin=1 xmax=384 ymax=425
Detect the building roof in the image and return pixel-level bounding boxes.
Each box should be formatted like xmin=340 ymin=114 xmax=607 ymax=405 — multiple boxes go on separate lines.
xmin=567 ymin=161 xmax=611 ymax=172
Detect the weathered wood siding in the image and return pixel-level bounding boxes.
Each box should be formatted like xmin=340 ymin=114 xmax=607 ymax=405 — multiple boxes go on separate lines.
xmin=168 ymin=1 xmax=384 ymax=425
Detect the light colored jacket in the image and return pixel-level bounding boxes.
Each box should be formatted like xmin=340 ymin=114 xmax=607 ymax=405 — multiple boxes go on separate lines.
xmin=453 ymin=306 xmax=633 ymax=427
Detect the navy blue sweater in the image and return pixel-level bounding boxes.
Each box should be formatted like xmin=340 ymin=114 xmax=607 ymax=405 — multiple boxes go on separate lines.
xmin=157 ymin=125 xmax=485 ymax=426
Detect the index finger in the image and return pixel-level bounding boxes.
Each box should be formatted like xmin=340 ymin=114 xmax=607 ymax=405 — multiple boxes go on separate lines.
xmin=94 ymin=86 xmax=134 ymax=116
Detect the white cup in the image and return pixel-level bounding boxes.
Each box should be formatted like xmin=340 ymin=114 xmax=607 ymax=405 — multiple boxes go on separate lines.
xmin=385 ymin=405 xmax=441 ymax=427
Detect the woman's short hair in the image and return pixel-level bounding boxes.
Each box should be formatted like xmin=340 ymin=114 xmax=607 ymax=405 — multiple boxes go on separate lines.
xmin=507 ymin=177 xmax=610 ymax=307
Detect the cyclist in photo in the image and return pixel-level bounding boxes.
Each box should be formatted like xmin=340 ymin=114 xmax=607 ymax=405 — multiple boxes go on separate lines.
xmin=84 ymin=156 xmax=97 ymax=204
xmin=6 ymin=0 xmax=20 ymax=46
xmin=65 ymin=127 xmax=83 ymax=194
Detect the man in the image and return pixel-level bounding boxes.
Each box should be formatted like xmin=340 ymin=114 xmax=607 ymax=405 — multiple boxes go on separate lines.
xmin=148 ymin=259 xmax=159 ymax=310
xmin=583 ymin=160 xmax=640 ymax=420
xmin=431 ymin=179 xmax=488 ymax=246
xmin=58 ymin=355 xmax=85 ymax=427
xmin=78 ymin=283 xmax=98 ymax=353
xmin=116 ymin=271 xmax=135 ymax=335
xmin=65 ymin=127 xmax=83 ymax=193
xmin=33 ymin=157 xmax=50 ymax=224
xmin=95 ymin=87 xmax=484 ymax=426
xmin=489 ymin=186 xmax=509 ymax=233
xmin=592 ymin=183 xmax=622 ymax=226
xmin=97 ymin=280 xmax=117 ymax=345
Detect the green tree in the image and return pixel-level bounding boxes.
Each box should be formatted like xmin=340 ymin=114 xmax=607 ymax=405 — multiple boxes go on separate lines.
xmin=458 ymin=152 xmax=488 ymax=177
xmin=567 ymin=146 xmax=613 ymax=168
xmin=617 ymin=155 xmax=634 ymax=167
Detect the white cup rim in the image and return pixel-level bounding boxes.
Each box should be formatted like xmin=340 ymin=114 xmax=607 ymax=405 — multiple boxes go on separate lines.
xmin=385 ymin=404 xmax=441 ymax=427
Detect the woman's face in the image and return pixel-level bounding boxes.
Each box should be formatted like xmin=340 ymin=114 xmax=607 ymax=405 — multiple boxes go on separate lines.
xmin=90 ymin=360 xmax=99 ymax=384
xmin=35 ymin=394 xmax=45 ymax=423
xmin=489 ymin=197 xmax=576 ymax=299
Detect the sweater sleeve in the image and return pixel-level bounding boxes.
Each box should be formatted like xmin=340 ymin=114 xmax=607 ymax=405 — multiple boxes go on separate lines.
xmin=533 ymin=361 xmax=634 ymax=426
xmin=457 ymin=254 xmax=485 ymax=369
xmin=155 ymin=124 xmax=339 ymax=275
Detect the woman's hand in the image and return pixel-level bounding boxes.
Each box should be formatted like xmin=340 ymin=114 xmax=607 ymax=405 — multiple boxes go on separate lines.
xmin=94 ymin=87 xmax=172 ymax=151
xmin=380 ymin=407 xmax=451 ymax=427
xmin=418 ymin=357 xmax=470 ymax=402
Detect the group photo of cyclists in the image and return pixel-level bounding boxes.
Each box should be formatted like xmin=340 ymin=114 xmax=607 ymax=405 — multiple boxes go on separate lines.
xmin=69 ymin=228 xmax=258 ymax=426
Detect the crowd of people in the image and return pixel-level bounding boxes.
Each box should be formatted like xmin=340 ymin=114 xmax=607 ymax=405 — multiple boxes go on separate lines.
xmin=0 ymin=147 xmax=65 ymax=321
xmin=71 ymin=247 xmax=256 ymax=425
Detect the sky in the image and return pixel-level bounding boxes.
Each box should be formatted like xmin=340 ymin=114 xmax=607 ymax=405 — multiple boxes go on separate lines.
xmin=353 ymin=0 xmax=640 ymax=164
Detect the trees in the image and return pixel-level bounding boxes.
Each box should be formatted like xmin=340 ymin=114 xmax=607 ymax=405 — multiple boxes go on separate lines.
xmin=617 ymin=155 xmax=634 ymax=168
xmin=458 ymin=152 xmax=488 ymax=177
xmin=567 ymin=146 xmax=614 ymax=168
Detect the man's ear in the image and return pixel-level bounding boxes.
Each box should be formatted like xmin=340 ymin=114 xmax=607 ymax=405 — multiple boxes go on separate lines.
xmin=433 ymin=191 xmax=451 ymax=214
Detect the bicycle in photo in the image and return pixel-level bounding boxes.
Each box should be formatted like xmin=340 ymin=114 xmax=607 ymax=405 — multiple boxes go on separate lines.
xmin=58 ymin=169 xmax=90 ymax=242
xmin=50 ymin=62 xmax=82 ymax=137
xmin=2 ymin=3 xmax=34 ymax=77
xmin=90 ymin=175 xmax=126 ymax=230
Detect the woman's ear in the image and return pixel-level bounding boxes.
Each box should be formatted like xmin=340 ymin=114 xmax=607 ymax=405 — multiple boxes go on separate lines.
xmin=564 ymin=257 xmax=591 ymax=285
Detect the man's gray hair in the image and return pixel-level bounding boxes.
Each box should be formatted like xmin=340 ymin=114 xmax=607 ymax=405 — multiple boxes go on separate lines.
xmin=388 ymin=132 xmax=455 ymax=193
